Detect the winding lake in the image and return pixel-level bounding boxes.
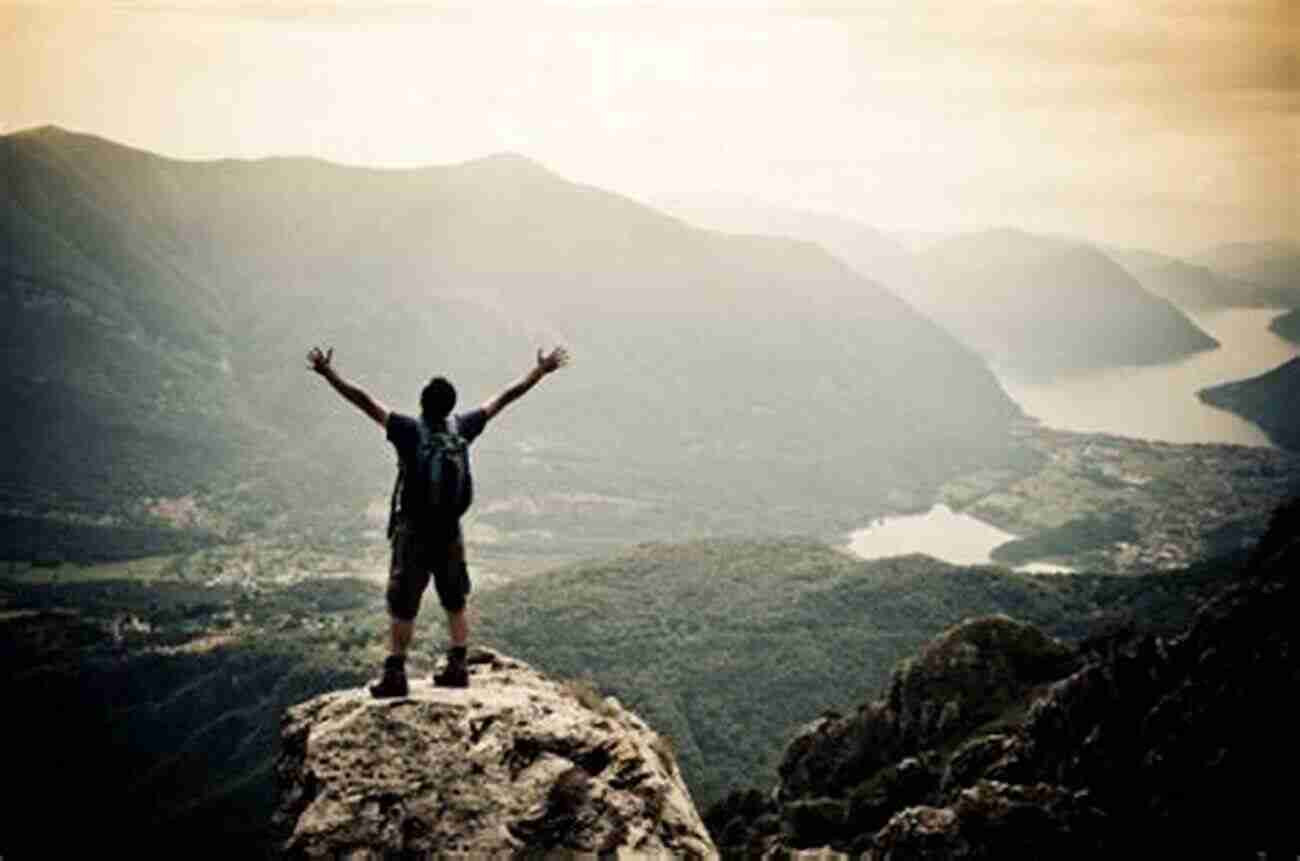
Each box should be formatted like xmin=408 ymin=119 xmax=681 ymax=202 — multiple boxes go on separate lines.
xmin=997 ymin=308 xmax=1299 ymax=446
xmin=845 ymin=308 xmax=1296 ymax=568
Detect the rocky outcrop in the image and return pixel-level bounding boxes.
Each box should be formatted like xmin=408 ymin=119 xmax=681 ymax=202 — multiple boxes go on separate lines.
xmin=274 ymin=649 xmax=716 ymax=858
xmin=777 ymin=615 xmax=1076 ymax=803
xmin=975 ymin=498 xmax=1300 ymax=856
xmin=869 ymin=781 xmax=1106 ymax=860
xmin=709 ymin=499 xmax=1300 ymax=858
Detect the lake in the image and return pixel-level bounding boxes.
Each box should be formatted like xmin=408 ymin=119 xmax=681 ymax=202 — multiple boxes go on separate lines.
xmin=997 ymin=308 xmax=1299 ymax=446
xmin=845 ymin=308 xmax=1296 ymax=569
xmin=845 ymin=504 xmax=1072 ymax=573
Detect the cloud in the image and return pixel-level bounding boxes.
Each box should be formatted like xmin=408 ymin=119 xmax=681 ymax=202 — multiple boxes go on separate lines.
xmin=793 ymin=0 xmax=1297 ymax=100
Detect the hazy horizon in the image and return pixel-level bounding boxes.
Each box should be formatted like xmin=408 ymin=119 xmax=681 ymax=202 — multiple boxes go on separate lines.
xmin=5 ymin=1 xmax=1296 ymax=257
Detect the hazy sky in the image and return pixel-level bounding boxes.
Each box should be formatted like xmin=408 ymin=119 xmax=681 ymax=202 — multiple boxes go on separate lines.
xmin=3 ymin=1 xmax=1296 ymax=253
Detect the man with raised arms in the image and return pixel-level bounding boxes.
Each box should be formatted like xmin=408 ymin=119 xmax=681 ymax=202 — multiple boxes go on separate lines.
xmin=307 ymin=345 xmax=570 ymax=695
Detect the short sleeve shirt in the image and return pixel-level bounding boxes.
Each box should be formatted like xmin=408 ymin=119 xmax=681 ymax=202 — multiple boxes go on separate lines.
xmin=386 ymin=408 xmax=489 ymax=525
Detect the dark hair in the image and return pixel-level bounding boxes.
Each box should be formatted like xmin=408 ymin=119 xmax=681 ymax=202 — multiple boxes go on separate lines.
xmin=420 ymin=376 xmax=457 ymax=422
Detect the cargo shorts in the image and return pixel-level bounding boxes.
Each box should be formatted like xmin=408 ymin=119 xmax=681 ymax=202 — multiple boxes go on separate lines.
xmin=386 ymin=518 xmax=471 ymax=620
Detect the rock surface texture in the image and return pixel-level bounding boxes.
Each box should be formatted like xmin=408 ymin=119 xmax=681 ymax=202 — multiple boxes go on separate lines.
xmin=274 ymin=649 xmax=716 ymax=858
xmin=708 ymin=498 xmax=1300 ymax=859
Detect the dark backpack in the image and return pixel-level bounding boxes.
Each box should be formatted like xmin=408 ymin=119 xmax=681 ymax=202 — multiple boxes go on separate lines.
xmin=390 ymin=419 xmax=472 ymax=534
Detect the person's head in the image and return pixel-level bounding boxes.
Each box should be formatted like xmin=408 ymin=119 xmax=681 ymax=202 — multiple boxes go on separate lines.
xmin=420 ymin=376 xmax=457 ymax=423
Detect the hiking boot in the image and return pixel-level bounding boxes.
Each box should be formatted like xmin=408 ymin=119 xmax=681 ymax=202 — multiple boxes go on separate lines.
xmin=433 ymin=661 xmax=469 ymax=688
xmin=369 ymin=655 xmax=409 ymax=699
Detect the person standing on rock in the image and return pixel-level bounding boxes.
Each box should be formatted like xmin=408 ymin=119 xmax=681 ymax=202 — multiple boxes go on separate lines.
xmin=307 ymin=345 xmax=570 ymax=694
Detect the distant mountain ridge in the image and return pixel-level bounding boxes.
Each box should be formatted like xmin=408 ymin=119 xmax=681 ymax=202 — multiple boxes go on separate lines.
xmin=1115 ymin=258 xmax=1257 ymax=309
xmin=1197 ymin=239 xmax=1300 ymax=296
xmin=1 ymin=126 xmax=1024 ymax=559
xmin=1108 ymin=244 xmax=1300 ymax=310
xmin=905 ymin=228 xmax=1219 ymax=379
xmin=656 ymin=200 xmax=1222 ymax=380
xmin=652 ymin=196 xmax=915 ymax=288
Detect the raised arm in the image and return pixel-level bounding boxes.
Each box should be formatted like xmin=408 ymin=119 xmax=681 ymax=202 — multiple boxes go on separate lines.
xmin=481 ymin=347 xmax=570 ymax=420
xmin=307 ymin=346 xmax=390 ymax=428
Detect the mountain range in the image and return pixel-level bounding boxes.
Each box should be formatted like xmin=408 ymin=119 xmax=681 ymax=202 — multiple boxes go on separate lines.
xmin=1107 ymin=245 xmax=1300 ymax=310
xmin=2 ymin=126 xmax=1025 ymax=561
xmin=904 ymin=229 xmax=1218 ymax=378
xmin=657 ymin=200 xmax=1225 ymax=380
xmin=1196 ymin=239 xmax=1300 ymax=296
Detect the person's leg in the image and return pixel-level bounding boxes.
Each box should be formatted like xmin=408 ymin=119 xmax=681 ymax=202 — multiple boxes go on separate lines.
xmin=372 ymin=524 xmax=430 ymax=698
xmin=433 ymin=532 xmax=471 ymax=687
xmin=445 ymin=608 xmax=468 ymax=648
xmin=390 ymin=618 xmax=416 ymax=655
xmin=385 ymin=523 xmax=430 ymax=652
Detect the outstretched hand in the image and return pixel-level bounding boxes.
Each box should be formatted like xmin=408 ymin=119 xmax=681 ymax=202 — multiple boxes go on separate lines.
xmin=536 ymin=346 xmax=570 ymax=375
xmin=307 ymin=346 xmax=334 ymax=376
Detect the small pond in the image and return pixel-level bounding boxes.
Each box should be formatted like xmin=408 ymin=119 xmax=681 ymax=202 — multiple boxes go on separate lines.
xmin=845 ymin=504 xmax=1073 ymax=573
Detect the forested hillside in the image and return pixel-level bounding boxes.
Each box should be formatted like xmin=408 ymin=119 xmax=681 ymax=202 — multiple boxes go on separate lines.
xmin=1199 ymin=357 xmax=1300 ymax=451
xmin=474 ymin=539 xmax=1239 ymax=804
xmin=1270 ymin=308 xmax=1300 ymax=344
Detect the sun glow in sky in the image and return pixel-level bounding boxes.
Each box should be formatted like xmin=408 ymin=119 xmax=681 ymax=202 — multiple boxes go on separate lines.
xmin=3 ymin=0 xmax=1296 ymax=252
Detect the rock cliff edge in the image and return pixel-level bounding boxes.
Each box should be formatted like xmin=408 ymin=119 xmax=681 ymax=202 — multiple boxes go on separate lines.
xmin=274 ymin=649 xmax=716 ymax=858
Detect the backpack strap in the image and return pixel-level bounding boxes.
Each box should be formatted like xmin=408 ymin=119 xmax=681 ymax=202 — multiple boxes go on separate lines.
xmin=387 ymin=461 xmax=403 ymax=539
xmin=388 ymin=419 xmax=431 ymax=538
